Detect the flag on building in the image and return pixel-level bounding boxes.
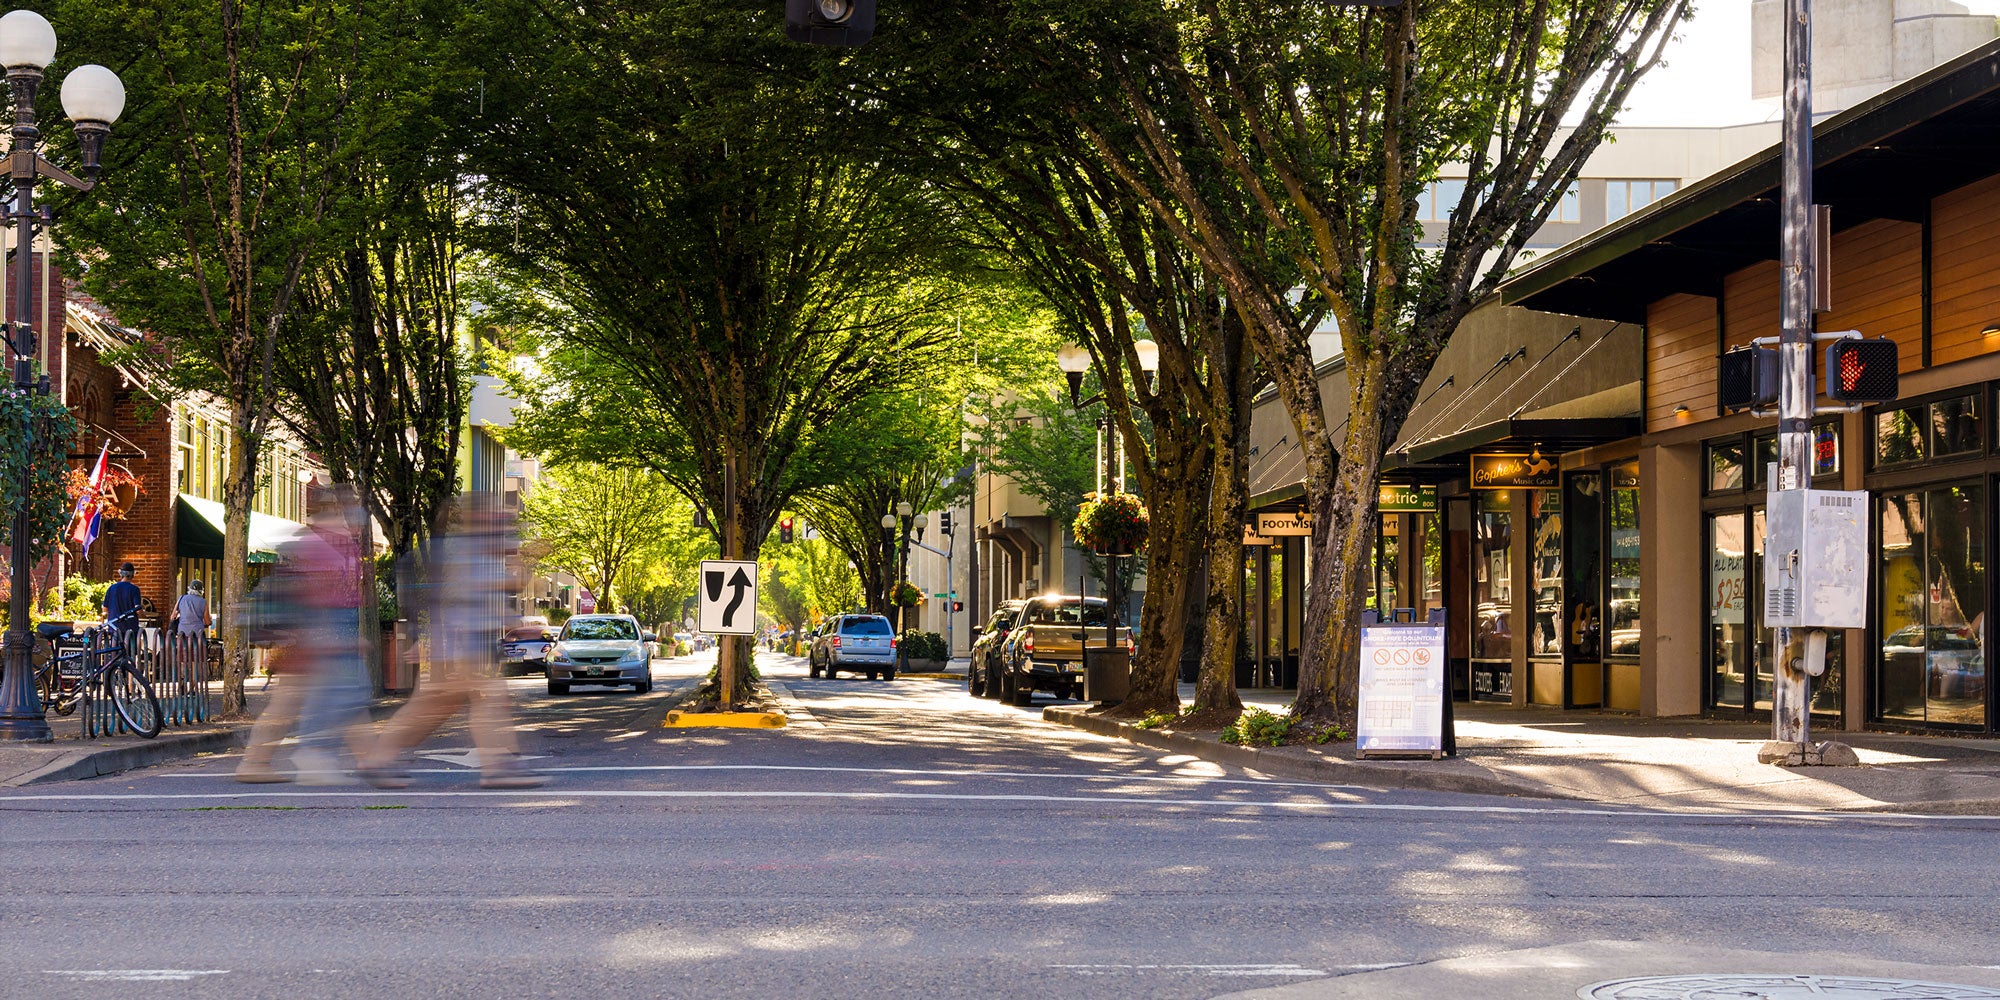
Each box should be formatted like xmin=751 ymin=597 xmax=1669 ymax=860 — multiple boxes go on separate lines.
xmin=68 ymin=441 xmax=109 ymax=558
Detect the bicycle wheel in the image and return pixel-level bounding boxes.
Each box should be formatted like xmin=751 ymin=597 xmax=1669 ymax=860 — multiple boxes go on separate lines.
xmin=107 ymin=662 xmax=163 ymax=738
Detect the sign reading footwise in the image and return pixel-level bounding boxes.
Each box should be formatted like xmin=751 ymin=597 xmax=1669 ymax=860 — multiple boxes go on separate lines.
xmin=1254 ymin=511 xmax=1313 ymax=536
xmin=698 ymin=559 xmax=760 ymax=635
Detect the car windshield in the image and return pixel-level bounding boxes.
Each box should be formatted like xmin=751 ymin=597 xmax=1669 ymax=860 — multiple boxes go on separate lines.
xmin=843 ymin=617 xmax=892 ymax=636
xmin=565 ymin=618 xmax=638 ymax=640
xmin=1026 ymin=601 xmax=1109 ymax=626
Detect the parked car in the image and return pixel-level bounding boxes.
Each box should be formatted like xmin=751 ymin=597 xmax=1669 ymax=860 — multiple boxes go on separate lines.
xmin=545 ymin=614 xmax=658 ymax=695
xmin=500 ymin=623 xmax=557 ymax=676
xmin=967 ymin=600 xmax=1024 ymax=699
xmin=809 ymin=614 xmax=898 ymax=680
xmin=996 ymin=594 xmax=1131 ymax=706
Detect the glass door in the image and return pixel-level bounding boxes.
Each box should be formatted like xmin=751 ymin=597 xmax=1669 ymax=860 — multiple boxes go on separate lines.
xmin=1876 ymin=484 xmax=1987 ymax=728
xmin=1708 ymin=512 xmax=1748 ymax=709
xmin=1470 ymin=492 xmax=1513 ymax=701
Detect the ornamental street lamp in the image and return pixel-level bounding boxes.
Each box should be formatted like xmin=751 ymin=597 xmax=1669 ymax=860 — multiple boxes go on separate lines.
xmin=0 ymin=9 xmax=125 ymax=742
xmin=1052 ymin=341 xmax=1157 ymax=655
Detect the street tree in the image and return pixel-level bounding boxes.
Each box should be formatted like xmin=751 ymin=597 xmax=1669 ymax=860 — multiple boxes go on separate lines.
xmin=979 ymin=0 xmax=1689 ymax=727
xmin=53 ymin=0 xmax=461 ymax=714
xmin=519 ymin=464 xmax=680 ymax=611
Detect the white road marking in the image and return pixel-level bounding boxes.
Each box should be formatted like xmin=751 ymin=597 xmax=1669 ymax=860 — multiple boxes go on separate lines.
xmin=0 ymin=787 xmax=1986 ymax=823
xmin=45 ymin=970 xmax=229 ymax=982
xmin=158 ymin=762 xmax=1371 ymax=790
xmin=412 ymin=749 xmax=548 ymax=769
xmin=1049 ymin=964 xmax=1333 ymax=977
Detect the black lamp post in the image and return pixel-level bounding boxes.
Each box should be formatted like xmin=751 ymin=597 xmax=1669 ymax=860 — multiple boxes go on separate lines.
xmin=879 ymin=501 xmax=925 ymax=636
xmin=0 ymin=9 xmax=124 ymax=742
xmin=1052 ymin=340 xmax=1156 ymax=650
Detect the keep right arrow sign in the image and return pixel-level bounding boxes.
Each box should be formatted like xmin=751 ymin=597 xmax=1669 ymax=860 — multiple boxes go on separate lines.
xmin=698 ymin=560 xmax=760 ymax=635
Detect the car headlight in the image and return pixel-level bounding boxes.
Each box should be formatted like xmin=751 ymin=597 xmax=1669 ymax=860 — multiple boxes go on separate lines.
xmin=622 ymin=645 xmax=648 ymax=663
xmin=550 ymin=644 xmax=571 ymax=663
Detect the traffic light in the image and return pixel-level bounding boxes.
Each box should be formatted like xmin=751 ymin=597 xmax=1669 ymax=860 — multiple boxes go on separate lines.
xmin=785 ymin=0 xmax=874 ymax=46
xmin=952 ymin=601 xmax=964 ymax=613
xmin=1718 ymin=346 xmax=1779 ymax=411
xmin=938 ymin=511 xmax=952 ymax=536
xmin=778 ymin=517 xmax=795 ymax=544
xmin=1824 ymin=338 xmax=1900 ymax=403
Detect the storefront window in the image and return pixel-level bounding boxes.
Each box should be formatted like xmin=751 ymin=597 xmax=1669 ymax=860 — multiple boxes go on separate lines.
xmin=1608 ymin=462 xmax=1641 ymax=658
xmin=1876 ymin=394 xmax=1982 ymax=468
xmin=1877 ymin=484 xmax=1987 ymax=727
xmin=1752 ymin=434 xmax=1777 ymax=488
xmin=1706 ymin=440 xmax=1744 ymax=494
xmin=1564 ymin=472 xmax=1603 ymax=662
xmin=1708 ymin=512 xmax=1748 ymax=709
xmin=1530 ymin=490 xmax=1562 ymax=657
xmin=1472 ymin=494 xmax=1511 ymax=661
xmin=1375 ymin=515 xmax=1401 ymax=613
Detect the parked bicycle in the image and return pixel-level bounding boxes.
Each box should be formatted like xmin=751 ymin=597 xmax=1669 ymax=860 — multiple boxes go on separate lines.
xmin=31 ymin=612 xmax=163 ymax=738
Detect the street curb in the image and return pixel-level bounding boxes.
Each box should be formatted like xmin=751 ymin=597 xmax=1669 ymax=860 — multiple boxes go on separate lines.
xmin=20 ymin=727 xmax=247 ymax=786
xmin=1041 ymin=706 xmax=1566 ymax=801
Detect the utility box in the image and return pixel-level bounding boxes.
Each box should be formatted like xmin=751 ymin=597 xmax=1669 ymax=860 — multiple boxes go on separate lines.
xmin=1764 ymin=488 xmax=1868 ymax=629
xmin=1083 ymin=647 xmax=1130 ymax=706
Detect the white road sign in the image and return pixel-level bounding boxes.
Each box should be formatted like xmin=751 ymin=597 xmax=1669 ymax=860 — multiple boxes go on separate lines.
xmin=698 ymin=559 xmax=759 ymax=635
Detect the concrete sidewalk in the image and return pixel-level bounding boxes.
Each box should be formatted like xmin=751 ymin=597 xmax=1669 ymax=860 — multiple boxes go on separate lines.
xmin=1044 ymin=684 xmax=2000 ymax=814
xmin=0 ymin=680 xmax=268 ymax=786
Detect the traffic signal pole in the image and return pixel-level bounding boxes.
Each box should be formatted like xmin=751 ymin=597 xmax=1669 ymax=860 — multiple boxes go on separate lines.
xmin=1772 ymin=0 xmax=1818 ymax=749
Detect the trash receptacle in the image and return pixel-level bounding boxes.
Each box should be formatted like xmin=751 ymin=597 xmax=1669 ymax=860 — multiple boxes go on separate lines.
xmin=1083 ymin=647 xmax=1130 ymax=705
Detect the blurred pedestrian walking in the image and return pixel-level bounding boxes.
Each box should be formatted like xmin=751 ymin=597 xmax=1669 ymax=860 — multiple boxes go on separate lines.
xmin=360 ymin=494 xmax=543 ymax=789
xmin=235 ymin=484 xmax=373 ymax=784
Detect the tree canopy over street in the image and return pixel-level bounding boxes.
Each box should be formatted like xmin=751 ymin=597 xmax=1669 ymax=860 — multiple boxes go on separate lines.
xmin=27 ymin=0 xmax=1688 ymax=728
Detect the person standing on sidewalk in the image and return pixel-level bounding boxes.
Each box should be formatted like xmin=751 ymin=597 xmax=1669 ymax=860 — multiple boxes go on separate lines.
xmin=173 ymin=579 xmax=211 ymax=636
xmin=359 ymin=494 xmax=543 ymax=789
xmin=100 ymin=562 xmax=142 ymax=640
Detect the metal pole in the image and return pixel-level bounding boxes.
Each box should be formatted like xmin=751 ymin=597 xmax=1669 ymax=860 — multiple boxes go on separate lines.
xmin=719 ymin=454 xmax=736 ymax=708
xmin=1773 ymin=0 xmax=1814 ymax=748
xmin=0 ymin=66 xmax=46 ymax=741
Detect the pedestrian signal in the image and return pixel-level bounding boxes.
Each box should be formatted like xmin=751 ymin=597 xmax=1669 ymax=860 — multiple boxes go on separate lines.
xmin=785 ymin=0 xmax=874 ymax=46
xmin=778 ymin=517 xmax=795 ymax=544
xmin=1718 ymin=346 xmax=1778 ymax=411
xmin=1824 ymin=338 xmax=1899 ymax=403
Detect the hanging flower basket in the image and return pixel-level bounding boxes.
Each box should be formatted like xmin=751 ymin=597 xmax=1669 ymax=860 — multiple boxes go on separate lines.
xmin=68 ymin=463 xmax=144 ymax=520
xmin=890 ymin=581 xmax=923 ymax=607
xmin=1074 ymin=491 xmax=1148 ymax=556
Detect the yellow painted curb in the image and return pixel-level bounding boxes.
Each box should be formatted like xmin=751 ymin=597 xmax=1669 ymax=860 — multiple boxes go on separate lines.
xmin=663 ymin=710 xmax=787 ymax=729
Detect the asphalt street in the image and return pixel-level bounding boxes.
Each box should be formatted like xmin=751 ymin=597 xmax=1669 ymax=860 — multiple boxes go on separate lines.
xmin=5 ymin=651 xmax=2000 ymax=999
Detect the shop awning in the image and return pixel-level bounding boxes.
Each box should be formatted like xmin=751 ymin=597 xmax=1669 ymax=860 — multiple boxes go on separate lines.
xmin=174 ymin=494 xmax=302 ymax=564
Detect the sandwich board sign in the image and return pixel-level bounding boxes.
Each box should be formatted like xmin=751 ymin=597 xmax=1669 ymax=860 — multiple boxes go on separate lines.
xmin=1356 ymin=608 xmax=1450 ymax=759
xmin=698 ymin=560 xmax=759 ymax=635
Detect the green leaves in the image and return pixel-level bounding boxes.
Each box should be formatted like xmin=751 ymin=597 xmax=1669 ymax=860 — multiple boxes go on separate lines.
xmin=0 ymin=388 xmax=80 ymax=563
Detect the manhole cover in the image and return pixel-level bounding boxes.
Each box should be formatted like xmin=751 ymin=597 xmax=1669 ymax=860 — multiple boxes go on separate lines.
xmin=1579 ymin=975 xmax=2000 ymax=999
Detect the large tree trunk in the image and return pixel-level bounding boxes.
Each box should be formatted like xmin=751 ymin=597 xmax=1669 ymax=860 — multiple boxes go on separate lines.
xmin=1293 ymin=370 xmax=1387 ymax=729
xmin=218 ymin=421 xmax=261 ymax=717
xmin=1109 ymin=403 xmax=1213 ymax=717
xmin=1194 ymin=380 xmax=1252 ymax=721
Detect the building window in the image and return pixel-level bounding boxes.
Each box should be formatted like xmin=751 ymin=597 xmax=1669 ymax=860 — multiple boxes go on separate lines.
xmin=1706 ymin=440 xmax=1745 ymax=494
xmin=1552 ymin=183 xmax=1581 ymax=224
xmin=1874 ymin=393 xmax=1981 ymax=468
xmin=1419 ymin=178 xmax=1467 ymax=222
xmin=1607 ymin=462 xmax=1642 ymax=658
xmin=1529 ymin=489 xmax=1562 ymax=657
xmin=1606 ymin=178 xmax=1679 ymax=221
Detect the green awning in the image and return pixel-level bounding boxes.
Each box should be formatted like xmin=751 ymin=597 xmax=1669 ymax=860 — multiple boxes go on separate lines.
xmin=174 ymin=494 xmax=302 ymax=564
